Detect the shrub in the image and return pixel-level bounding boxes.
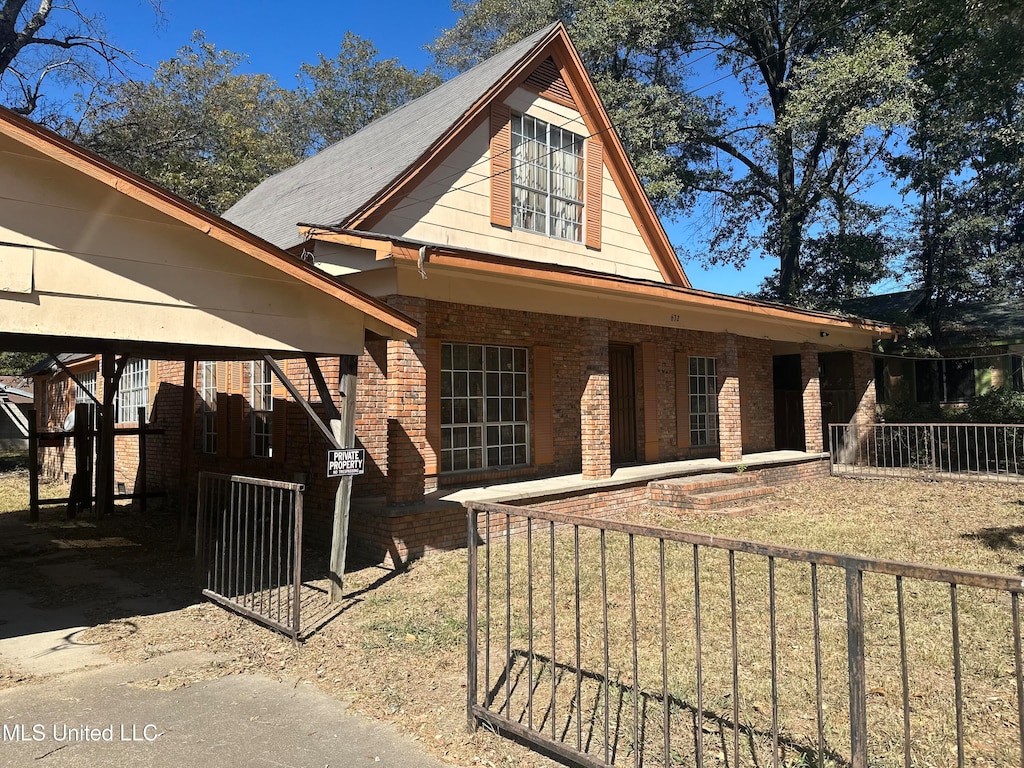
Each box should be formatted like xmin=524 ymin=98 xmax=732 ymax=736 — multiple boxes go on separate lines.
xmin=962 ymin=387 xmax=1024 ymax=424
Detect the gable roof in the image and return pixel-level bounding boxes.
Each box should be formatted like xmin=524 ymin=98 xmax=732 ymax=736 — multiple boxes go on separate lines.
xmin=0 ymin=106 xmax=417 ymax=343
xmin=224 ymin=23 xmax=690 ymax=287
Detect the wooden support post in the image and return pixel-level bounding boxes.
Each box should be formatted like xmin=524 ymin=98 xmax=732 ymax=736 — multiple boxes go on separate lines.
xmin=95 ymin=353 xmax=114 ymax=517
xmin=329 ymin=354 xmax=358 ymax=603
xmin=28 ymin=408 xmax=38 ymax=522
xmin=179 ymin=357 xmax=195 ymax=548
xmin=69 ymin=402 xmax=90 ymax=519
xmin=137 ymin=405 xmax=147 ymax=514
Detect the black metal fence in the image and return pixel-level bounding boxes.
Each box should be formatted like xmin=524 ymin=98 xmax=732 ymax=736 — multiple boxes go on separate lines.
xmin=466 ymin=501 xmax=1024 ymax=768
xmin=195 ymin=472 xmax=304 ymax=642
xmin=830 ymin=422 xmax=1024 ymax=482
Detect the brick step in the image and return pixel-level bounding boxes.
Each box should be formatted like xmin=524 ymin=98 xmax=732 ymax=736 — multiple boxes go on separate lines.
xmin=648 ymin=472 xmax=759 ymax=496
xmin=678 ymin=485 xmax=777 ymax=511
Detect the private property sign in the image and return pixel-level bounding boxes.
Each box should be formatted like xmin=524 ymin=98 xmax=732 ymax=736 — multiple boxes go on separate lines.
xmin=327 ymin=448 xmax=365 ymax=477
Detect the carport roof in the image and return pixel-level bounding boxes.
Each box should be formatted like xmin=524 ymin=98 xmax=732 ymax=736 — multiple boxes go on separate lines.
xmin=0 ymin=107 xmax=417 ymax=359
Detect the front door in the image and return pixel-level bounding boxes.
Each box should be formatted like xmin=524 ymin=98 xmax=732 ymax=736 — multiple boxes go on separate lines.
xmin=773 ymin=354 xmax=805 ymax=450
xmin=609 ymin=344 xmax=637 ymax=464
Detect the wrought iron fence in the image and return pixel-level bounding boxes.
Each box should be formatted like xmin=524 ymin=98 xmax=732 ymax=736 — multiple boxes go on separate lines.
xmin=466 ymin=501 xmax=1024 ymax=768
xmin=829 ymin=422 xmax=1024 ymax=482
xmin=195 ymin=472 xmax=304 ymax=642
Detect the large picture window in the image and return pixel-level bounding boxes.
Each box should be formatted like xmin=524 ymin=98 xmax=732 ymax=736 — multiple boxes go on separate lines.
xmin=511 ymin=113 xmax=584 ymax=241
xmin=116 ymin=359 xmax=149 ymax=423
xmin=689 ymin=357 xmax=719 ymax=447
xmin=915 ymin=358 xmax=975 ymax=403
xmin=441 ymin=343 xmax=529 ymax=472
xmin=250 ymin=360 xmax=273 ymax=458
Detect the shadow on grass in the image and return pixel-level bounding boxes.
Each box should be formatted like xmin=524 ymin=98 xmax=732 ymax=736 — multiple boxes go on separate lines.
xmin=962 ymin=525 xmax=1024 ymax=551
xmin=0 ymin=449 xmax=29 ymax=472
xmin=482 ymin=649 xmax=849 ymax=768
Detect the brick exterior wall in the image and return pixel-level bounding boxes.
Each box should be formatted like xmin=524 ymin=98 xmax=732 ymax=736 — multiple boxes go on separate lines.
xmin=385 ymin=296 xmax=429 ymax=505
xmin=851 ymin=350 xmax=877 ymax=426
xmin=580 ymin=318 xmax=611 ymax=479
xmin=801 ymin=344 xmax=824 ymax=453
xmin=718 ymin=334 xmax=742 ymax=462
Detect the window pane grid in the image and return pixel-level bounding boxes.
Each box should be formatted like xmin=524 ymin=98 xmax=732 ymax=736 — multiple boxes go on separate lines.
xmin=200 ymin=361 xmax=217 ymax=455
xmin=689 ymin=356 xmax=718 ymax=446
xmin=511 ymin=113 xmax=583 ymax=242
xmin=75 ymin=372 xmax=96 ymax=405
xmin=441 ymin=342 xmax=529 ymax=473
xmin=250 ymin=361 xmax=273 ymax=458
xmin=116 ymin=359 xmax=149 ymax=423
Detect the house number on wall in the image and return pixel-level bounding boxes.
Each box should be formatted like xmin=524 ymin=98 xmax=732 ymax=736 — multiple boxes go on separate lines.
xmin=670 ymin=314 xmax=680 ymax=323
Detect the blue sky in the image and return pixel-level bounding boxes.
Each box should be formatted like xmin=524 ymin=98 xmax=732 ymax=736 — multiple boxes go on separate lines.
xmin=94 ymin=0 xmax=865 ymax=296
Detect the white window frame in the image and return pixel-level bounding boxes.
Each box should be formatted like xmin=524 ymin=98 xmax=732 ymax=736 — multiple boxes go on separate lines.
xmin=441 ymin=343 xmax=529 ymax=473
xmin=116 ymin=359 xmax=149 ymax=424
xmin=75 ymin=371 xmax=97 ymax=405
xmin=250 ymin=360 xmax=273 ymax=458
xmin=511 ymin=113 xmax=584 ymax=242
xmin=200 ymin=361 xmax=217 ymax=455
xmin=689 ymin=356 xmax=719 ymax=447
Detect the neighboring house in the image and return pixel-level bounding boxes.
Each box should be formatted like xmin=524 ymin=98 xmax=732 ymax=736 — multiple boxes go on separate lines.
xmin=38 ymin=24 xmax=894 ymax=564
xmin=0 ymin=374 xmax=32 ymax=450
xmin=844 ymin=290 xmax=1024 ymax=407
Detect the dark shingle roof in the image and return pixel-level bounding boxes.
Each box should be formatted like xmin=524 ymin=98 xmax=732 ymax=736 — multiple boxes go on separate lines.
xmin=224 ymin=25 xmax=557 ymax=249
xmin=24 ymin=353 xmax=92 ymax=376
xmin=841 ymin=289 xmax=928 ymax=324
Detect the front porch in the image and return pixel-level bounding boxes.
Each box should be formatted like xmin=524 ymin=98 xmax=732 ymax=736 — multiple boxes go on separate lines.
xmin=349 ymin=450 xmax=828 ymax=566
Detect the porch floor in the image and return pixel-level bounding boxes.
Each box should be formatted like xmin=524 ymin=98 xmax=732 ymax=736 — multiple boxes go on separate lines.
xmin=438 ymin=450 xmax=827 ymax=506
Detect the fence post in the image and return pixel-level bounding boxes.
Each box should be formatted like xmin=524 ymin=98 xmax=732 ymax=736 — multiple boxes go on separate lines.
xmin=28 ymin=408 xmax=39 ymax=522
xmin=467 ymin=505 xmax=479 ymax=733
xmin=846 ymin=567 xmax=868 ymax=768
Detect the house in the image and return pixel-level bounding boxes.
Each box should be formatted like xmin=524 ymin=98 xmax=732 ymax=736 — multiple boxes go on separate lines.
xmin=37 ymin=24 xmax=894 ymax=564
xmin=843 ymin=290 xmax=1023 ymax=407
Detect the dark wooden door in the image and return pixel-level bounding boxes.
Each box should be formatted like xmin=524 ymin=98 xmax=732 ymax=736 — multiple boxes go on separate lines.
xmin=773 ymin=354 xmax=805 ymax=450
xmin=609 ymin=345 xmax=637 ymax=464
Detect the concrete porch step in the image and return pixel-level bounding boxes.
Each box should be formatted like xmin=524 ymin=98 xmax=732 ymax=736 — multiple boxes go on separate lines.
xmin=647 ymin=472 xmax=776 ymax=514
xmin=676 ymin=484 xmax=777 ymax=511
xmin=648 ymin=472 xmax=759 ymax=496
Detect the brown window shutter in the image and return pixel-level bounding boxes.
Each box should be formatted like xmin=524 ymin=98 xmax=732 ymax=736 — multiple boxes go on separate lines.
xmin=533 ymin=346 xmax=554 ymax=466
xmin=585 ymin=138 xmax=603 ymax=250
xmin=216 ymin=392 xmax=229 ymax=457
xmin=675 ymin=353 xmax=690 ymax=449
xmin=229 ymin=394 xmax=245 ymax=457
xmin=490 ymin=103 xmax=512 ymax=228
xmin=642 ymin=342 xmax=659 ymax=461
xmin=425 ymin=339 xmax=441 ymax=476
xmin=270 ymin=359 xmax=287 ymax=399
xmin=272 ymin=400 xmax=287 ymax=463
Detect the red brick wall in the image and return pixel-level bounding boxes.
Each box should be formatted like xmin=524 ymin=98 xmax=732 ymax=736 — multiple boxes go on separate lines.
xmin=801 ymin=344 xmax=824 ymax=452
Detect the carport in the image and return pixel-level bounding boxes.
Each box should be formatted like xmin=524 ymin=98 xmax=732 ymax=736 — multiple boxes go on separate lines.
xmin=0 ymin=106 xmax=417 ymax=627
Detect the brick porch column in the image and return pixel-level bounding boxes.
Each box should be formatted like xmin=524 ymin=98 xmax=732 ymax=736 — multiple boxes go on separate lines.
xmin=386 ymin=296 xmax=430 ymax=505
xmin=580 ymin=318 xmax=611 ymax=479
xmin=801 ymin=343 xmax=824 ymax=452
xmin=718 ymin=334 xmax=742 ymax=462
xmin=851 ymin=351 xmax=877 ymax=425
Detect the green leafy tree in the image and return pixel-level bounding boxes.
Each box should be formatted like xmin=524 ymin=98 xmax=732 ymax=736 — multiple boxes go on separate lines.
xmin=299 ymin=32 xmax=440 ymax=150
xmin=0 ymin=351 xmax=45 ymax=375
xmin=73 ymin=34 xmax=309 ymax=214
xmin=430 ymin=0 xmax=917 ymax=302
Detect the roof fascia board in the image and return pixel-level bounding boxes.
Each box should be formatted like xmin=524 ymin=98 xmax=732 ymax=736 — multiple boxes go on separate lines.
xmin=0 ymin=108 xmax=417 ymax=340
xmin=402 ymin=248 xmax=895 ymax=337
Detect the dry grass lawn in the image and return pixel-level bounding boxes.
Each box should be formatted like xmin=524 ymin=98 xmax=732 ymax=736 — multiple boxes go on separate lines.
xmin=2 ymin=474 xmax=1023 ymax=768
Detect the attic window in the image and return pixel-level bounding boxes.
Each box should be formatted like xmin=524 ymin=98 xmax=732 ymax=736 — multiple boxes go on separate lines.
xmin=511 ymin=113 xmax=583 ymax=242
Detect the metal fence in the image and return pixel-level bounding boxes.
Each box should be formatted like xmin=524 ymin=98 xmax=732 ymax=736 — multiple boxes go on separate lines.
xmin=195 ymin=472 xmax=304 ymax=642
xmin=830 ymin=422 xmax=1024 ymax=482
xmin=466 ymin=501 xmax=1024 ymax=768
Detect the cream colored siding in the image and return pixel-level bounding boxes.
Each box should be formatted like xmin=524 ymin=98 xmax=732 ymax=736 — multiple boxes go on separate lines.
xmin=0 ymin=139 xmax=368 ymax=355
xmin=374 ymin=88 xmax=666 ymax=283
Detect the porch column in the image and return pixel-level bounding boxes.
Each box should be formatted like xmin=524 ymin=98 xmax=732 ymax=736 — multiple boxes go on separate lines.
xmin=580 ymin=318 xmax=611 ymax=480
xmin=801 ymin=344 xmax=824 ymax=452
xmin=386 ymin=296 xmax=430 ymax=505
xmin=718 ymin=334 xmax=742 ymax=462
xmin=852 ymin=351 xmax=877 ymax=425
